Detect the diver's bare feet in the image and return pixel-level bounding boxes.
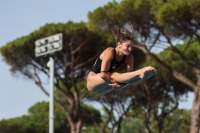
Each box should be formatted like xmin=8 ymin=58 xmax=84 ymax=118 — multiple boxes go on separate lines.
xmin=140 ymin=66 xmax=157 ymax=80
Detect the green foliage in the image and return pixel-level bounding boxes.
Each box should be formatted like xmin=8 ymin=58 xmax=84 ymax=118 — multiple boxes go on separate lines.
xmin=151 ymin=0 xmax=190 ymax=25
xmin=28 ymin=101 xmax=102 ymax=127
xmin=158 ymin=40 xmax=200 ymax=83
xmin=150 ymin=0 xmax=200 ymax=26
xmin=0 ymin=101 xmax=102 ymax=133
xmin=81 ymin=104 xmax=102 ymax=125
xmin=146 ymin=109 xmax=190 ymax=133
xmin=188 ymin=0 xmax=200 ymax=20
xmin=0 ymin=115 xmax=48 ymax=133
xmin=0 ymin=21 xmax=105 ymax=75
xmin=81 ymin=126 xmax=99 ymax=133
xmin=121 ymin=118 xmax=146 ymax=133
xmin=28 ymin=101 xmax=68 ymax=132
xmin=148 ymin=0 xmax=200 ymax=38
xmin=164 ymin=109 xmax=190 ymax=133
xmin=87 ymin=1 xmax=123 ymax=31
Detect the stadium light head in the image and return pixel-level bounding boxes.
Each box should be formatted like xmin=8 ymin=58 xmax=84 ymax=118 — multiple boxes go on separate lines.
xmin=35 ymin=33 xmax=63 ymax=57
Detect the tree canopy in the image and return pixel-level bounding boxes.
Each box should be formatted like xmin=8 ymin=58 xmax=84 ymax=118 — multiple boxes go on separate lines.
xmin=1 ymin=0 xmax=200 ymax=133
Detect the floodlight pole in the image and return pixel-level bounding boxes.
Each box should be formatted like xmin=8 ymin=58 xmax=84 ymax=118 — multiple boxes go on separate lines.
xmin=35 ymin=33 xmax=62 ymax=133
xmin=47 ymin=57 xmax=54 ymax=133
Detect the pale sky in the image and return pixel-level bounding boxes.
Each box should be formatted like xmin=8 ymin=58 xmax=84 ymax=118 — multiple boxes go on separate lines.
xmin=0 ymin=0 xmax=193 ymax=120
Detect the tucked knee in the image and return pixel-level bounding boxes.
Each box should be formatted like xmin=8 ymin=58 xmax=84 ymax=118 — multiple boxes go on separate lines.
xmin=87 ymin=84 xmax=93 ymax=92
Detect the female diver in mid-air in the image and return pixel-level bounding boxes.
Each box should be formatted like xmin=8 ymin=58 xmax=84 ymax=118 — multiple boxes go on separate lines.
xmin=87 ymin=25 xmax=157 ymax=94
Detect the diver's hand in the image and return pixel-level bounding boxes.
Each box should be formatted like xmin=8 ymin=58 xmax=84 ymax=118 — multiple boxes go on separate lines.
xmin=107 ymin=79 xmax=121 ymax=88
xmin=108 ymin=82 xmax=121 ymax=88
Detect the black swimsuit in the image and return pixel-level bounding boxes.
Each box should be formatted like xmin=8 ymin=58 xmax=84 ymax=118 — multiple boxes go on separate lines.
xmin=90 ymin=48 xmax=126 ymax=73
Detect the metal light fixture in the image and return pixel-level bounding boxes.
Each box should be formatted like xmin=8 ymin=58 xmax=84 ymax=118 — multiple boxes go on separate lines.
xmin=35 ymin=33 xmax=63 ymax=133
xmin=35 ymin=33 xmax=62 ymax=57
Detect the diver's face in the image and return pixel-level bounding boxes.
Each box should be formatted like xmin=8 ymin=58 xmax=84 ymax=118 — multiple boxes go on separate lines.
xmin=119 ymin=40 xmax=133 ymax=55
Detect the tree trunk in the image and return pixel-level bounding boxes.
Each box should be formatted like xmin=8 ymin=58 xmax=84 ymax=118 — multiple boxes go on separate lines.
xmin=190 ymin=87 xmax=200 ymax=133
xmin=68 ymin=115 xmax=83 ymax=133
xmin=70 ymin=122 xmax=83 ymax=133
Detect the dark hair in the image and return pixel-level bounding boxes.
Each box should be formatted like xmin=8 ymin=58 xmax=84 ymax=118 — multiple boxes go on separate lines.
xmin=116 ymin=25 xmax=133 ymax=44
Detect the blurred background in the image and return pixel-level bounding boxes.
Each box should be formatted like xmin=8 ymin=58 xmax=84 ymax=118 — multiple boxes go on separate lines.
xmin=0 ymin=0 xmax=199 ymax=133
